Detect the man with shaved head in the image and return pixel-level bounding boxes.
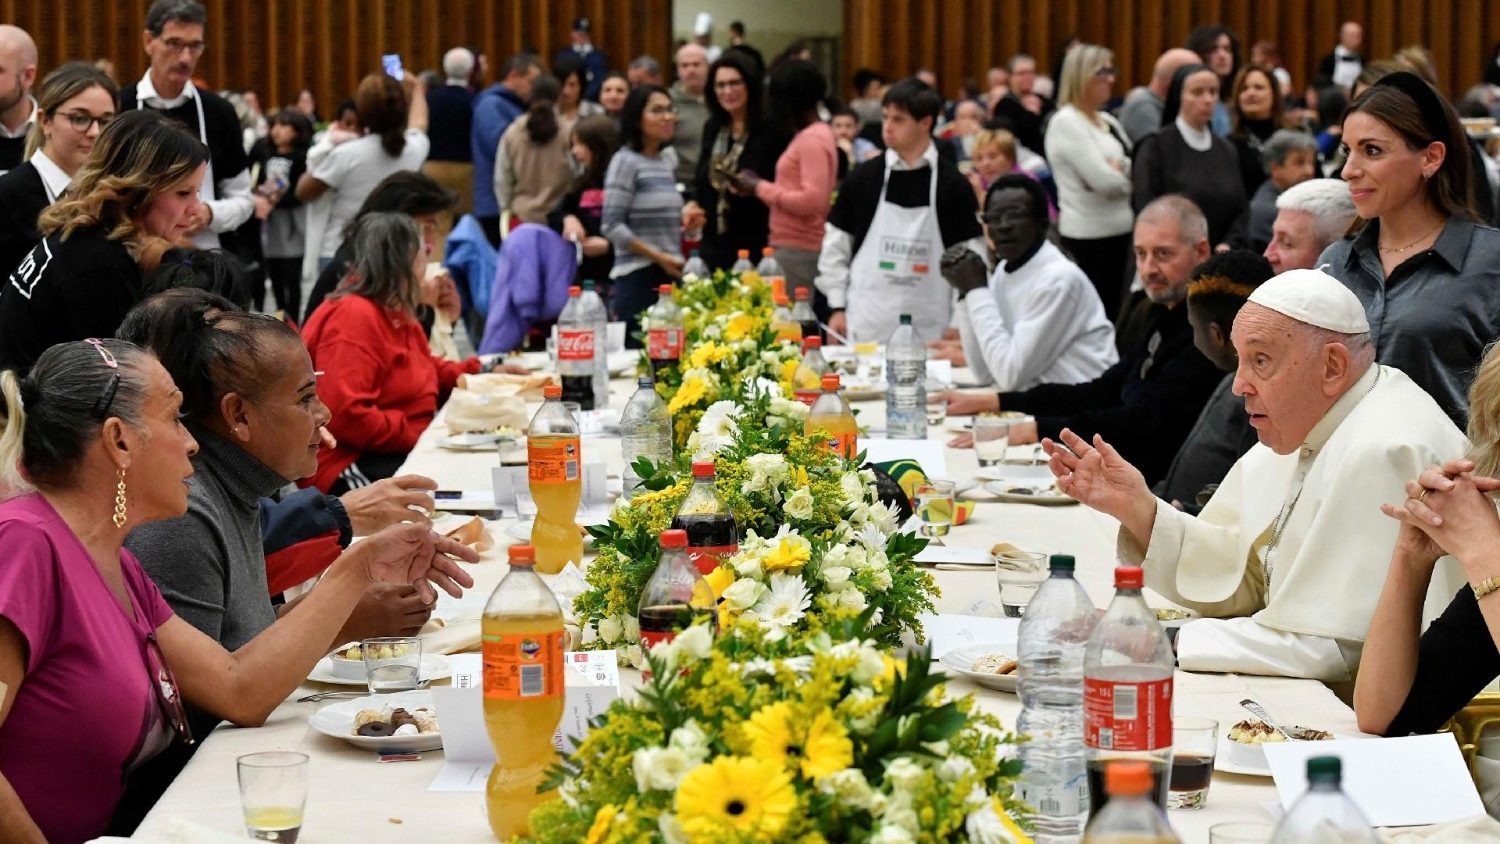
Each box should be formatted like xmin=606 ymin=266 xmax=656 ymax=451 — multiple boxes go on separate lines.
xmin=1118 ymin=47 xmax=1200 ymax=144
xmin=0 ymin=25 xmax=38 ymax=174
xmin=671 ymin=42 xmax=710 ymax=187
xmin=1045 ymin=269 xmax=1468 ymax=684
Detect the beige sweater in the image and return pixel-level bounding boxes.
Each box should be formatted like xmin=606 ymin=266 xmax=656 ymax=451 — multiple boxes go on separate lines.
xmin=494 ymin=112 xmax=576 ymax=225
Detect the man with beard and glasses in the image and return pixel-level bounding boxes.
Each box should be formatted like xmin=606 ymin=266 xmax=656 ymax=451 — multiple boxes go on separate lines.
xmin=0 ymin=25 xmax=38 ymax=175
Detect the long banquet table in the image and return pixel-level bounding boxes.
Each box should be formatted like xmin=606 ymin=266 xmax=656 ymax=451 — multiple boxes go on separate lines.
xmin=134 ymin=365 xmax=1363 ymax=843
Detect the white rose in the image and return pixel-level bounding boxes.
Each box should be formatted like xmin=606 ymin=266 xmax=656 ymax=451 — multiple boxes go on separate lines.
xmin=818 ymin=768 xmax=878 ymax=811
xmin=675 ymin=624 xmax=713 ymax=661
xmin=597 ymin=614 xmax=624 ymax=644
xmin=851 ymin=645 xmax=886 ymax=685
xmin=938 ymin=756 xmax=974 ymax=783
xmin=669 ymin=720 xmax=711 ymax=761
xmin=884 ymin=757 xmax=926 ymax=792
xmin=821 ymin=565 xmax=853 ymax=587
xmin=871 ymin=822 xmax=917 ymax=844
xmin=840 ymin=470 xmax=867 ymax=505
xmin=622 ymin=644 xmax=645 ymax=669
xmin=658 ymin=813 xmax=690 ymax=844
xmin=835 ymin=586 xmax=869 ymax=612
xmin=784 ymin=487 xmax=816 ymax=520
xmin=871 ymin=567 xmax=894 ymax=591
xmin=624 ymin=615 xmax=640 ymax=641
xmin=631 ymin=746 xmax=698 ymax=791
xmin=722 ymin=578 xmax=765 ymax=611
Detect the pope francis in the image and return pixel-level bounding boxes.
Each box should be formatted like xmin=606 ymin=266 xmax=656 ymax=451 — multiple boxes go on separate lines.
xmin=1043 ymin=269 xmax=1468 ymax=683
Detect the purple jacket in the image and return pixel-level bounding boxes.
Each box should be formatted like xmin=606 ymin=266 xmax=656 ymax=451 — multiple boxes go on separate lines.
xmin=479 ymin=223 xmax=576 ymax=354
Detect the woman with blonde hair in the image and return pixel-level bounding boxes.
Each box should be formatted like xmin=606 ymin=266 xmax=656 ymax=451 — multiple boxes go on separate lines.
xmin=0 ymin=109 xmax=207 ymax=373
xmin=0 ymin=62 xmax=118 ymax=275
xmin=1044 ymin=43 xmax=1134 ymax=318
xmin=1226 ymin=64 xmax=1288 ymax=196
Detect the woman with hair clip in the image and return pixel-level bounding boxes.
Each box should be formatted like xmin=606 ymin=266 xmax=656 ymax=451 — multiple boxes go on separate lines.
xmin=0 ymin=61 xmax=118 ymax=276
xmin=0 ymin=109 xmax=207 ymax=373
xmin=1321 ymin=70 xmax=1500 ymax=426
xmin=495 ymin=75 xmax=575 ymax=228
xmin=0 ymin=339 xmax=475 ymax=844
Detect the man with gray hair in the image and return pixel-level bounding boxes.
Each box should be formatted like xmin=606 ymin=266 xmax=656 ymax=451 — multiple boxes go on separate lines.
xmin=1046 ymin=268 xmax=1467 ymax=682
xmin=0 ymin=24 xmax=38 ymax=174
xmin=1242 ymin=129 xmax=1319 ymax=251
xmin=423 ymin=47 xmax=477 ymax=237
xmin=948 ymin=196 xmax=1223 ymax=485
xmin=1117 ymin=47 xmax=1200 ymax=145
xmin=628 ymin=55 xmax=663 ymax=88
xmin=671 ymin=43 xmax=710 ymax=187
xmin=1264 ymin=178 xmax=1356 ymax=273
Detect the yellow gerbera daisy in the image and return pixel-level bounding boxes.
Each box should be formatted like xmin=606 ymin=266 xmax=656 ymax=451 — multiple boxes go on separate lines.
xmin=675 ymin=756 xmax=796 ymax=839
xmin=584 ymin=803 xmax=618 ymax=844
xmin=779 ymin=358 xmax=800 ymax=389
xmin=743 ymin=703 xmax=853 ymax=781
xmin=762 ymin=537 xmax=811 ymax=573
xmin=689 ymin=342 xmax=727 ymax=370
xmin=723 ymin=313 xmax=757 ymax=342
xmin=700 ymin=565 xmax=739 ymax=628
xmin=669 ymin=376 xmax=709 ymax=414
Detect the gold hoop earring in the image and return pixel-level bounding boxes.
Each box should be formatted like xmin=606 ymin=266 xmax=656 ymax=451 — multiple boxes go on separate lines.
xmin=112 ymin=468 xmax=128 ymax=529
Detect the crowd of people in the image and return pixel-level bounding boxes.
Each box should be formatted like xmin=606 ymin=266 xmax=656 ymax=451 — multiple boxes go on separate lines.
xmin=6 ymin=2 xmax=1500 ymax=841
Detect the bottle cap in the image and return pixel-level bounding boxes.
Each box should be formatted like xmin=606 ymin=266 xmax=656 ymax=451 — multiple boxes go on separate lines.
xmin=1103 ymin=761 xmax=1154 ymax=797
xmin=581 ymin=279 xmax=596 ymax=291
xmin=568 ymin=285 xmax=581 ymax=297
xmin=1048 ymin=554 xmax=1075 ymax=573
xmin=508 ymin=544 xmax=537 ymax=567
xmin=660 ymin=528 xmax=688 ymax=548
xmin=638 ymin=375 xmax=655 ymax=388
xmin=1306 ymin=755 xmax=1342 ymax=785
xmin=691 ymin=460 xmax=716 ymax=478
xmin=658 ymin=284 xmax=673 ymax=295
xmin=771 ymin=277 xmax=786 ymax=298
xmin=899 ymin=313 xmax=912 ymax=325
xmin=802 ymin=336 xmax=823 ymax=350
xmin=738 ymin=249 xmax=750 ymax=258
xmin=794 ymin=287 xmax=811 ymax=300
xmin=821 ymin=372 xmax=841 ymax=390
xmin=774 ymin=292 xmax=790 ymax=305
xmin=1115 ymin=565 xmax=1144 ymax=589
xmin=762 ymin=247 xmax=775 ymax=257
xmin=543 ymin=384 xmax=562 ymax=399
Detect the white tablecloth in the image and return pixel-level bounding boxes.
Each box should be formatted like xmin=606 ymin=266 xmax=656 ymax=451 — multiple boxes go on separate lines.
xmin=135 ymin=371 xmax=1362 ymax=843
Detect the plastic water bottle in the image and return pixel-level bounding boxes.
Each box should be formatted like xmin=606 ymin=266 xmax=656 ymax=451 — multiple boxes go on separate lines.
xmin=1081 ymin=761 xmax=1181 ymax=843
xmin=579 ymin=280 xmax=609 ymax=408
xmin=757 ymin=247 xmax=785 ymax=292
xmin=555 ymin=286 xmax=595 ymax=410
xmin=731 ymin=248 xmax=755 ymax=275
xmin=885 ymin=313 xmax=927 ymax=439
xmin=620 ymin=375 xmax=672 ymax=500
xmin=682 ymin=249 xmax=709 ymax=279
xmin=1271 ymin=757 xmax=1377 ymax=843
xmin=1084 ymin=566 xmax=1175 ymax=818
xmin=1016 ymin=554 xmax=1098 ymax=841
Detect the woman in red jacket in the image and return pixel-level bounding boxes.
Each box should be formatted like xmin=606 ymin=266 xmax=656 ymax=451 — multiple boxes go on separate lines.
xmin=301 ymin=211 xmax=482 ymax=493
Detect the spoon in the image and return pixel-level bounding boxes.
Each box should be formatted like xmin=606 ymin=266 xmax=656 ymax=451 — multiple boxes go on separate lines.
xmin=298 ymin=679 xmax=432 ymax=703
xmin=1239 ymin=698 xmax=1298 ymax=741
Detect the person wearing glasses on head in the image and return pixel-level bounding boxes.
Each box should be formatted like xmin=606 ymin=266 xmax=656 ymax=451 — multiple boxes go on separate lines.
xmin=0 ymin=339 xmax=477 ymax=844
xmin=0 ymin=109 xmax=207 ymax=374
xmin=0 ymin=62 xmax=118 ymax=278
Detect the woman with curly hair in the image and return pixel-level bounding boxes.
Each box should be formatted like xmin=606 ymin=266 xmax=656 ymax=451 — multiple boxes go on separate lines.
xmin=0 ymin=108 xmax=207 ymax=373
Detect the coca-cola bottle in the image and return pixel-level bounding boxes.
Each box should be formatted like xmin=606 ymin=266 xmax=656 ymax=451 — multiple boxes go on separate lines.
xmin=1084 ymin=566 xmax=1175 ymax=818
xmin=791 ymin=287 xmax=819 ymax=342
xmin=646 ymin=284 xmax=684 ymax=379
xmin=637 ymin=528 xmax=716 ymax=650
xmin=670 ymin=461 xmax=738 ymax=576
xmin=555 ymin=285 xmax=596 ymax=410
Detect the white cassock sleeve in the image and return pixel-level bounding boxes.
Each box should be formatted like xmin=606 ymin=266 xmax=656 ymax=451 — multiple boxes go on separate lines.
xmin=1175 ymin=616 xmax=1352 ymax=681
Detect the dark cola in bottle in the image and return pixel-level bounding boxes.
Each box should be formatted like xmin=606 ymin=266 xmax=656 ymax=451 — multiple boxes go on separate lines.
xmin=555 ymin=285 xmax=596 ymax=410
xmin=670 ymin=461 xmax=738 ymax=576
xmin=645 ymin=284 xmax=684 ymax=380
xmin=637 ymin=528 xmax=716 ymax=651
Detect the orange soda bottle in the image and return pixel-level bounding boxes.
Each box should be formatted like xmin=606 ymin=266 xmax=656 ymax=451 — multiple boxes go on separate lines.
xmin=771 ymin=288 xmax=802 ymax=344
xmin=527 ymin=384 xmax=582 ymax=573
xmin=793 ymin=336 xmax=829 ymax=405
xmin=482 ymin=544 xmax=566 ymax=840
xmin=806 ymin=372 xmax=858 ymax=459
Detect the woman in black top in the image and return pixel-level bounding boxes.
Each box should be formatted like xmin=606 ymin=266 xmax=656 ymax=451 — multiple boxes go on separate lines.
xmin=0 ymin=109 xmax=208 ymax=373
xmin=548 ymin=114 xmax=619 ymax=289
xmin=0 ymin=62 xmax=118 ymax=277
xmin=681 ymin=51 xmax=789 ymax=271
xmin=1226 ymin=64 xmax=1284 ymax=197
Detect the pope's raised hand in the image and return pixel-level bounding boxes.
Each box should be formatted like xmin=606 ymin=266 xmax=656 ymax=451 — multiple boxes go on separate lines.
xmin=1044 ymin=429 xmax=1150 ymax=521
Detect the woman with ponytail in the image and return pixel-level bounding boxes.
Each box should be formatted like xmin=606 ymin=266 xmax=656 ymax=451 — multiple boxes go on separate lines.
xmin=494 ymin=74 xmax=576 ymax=228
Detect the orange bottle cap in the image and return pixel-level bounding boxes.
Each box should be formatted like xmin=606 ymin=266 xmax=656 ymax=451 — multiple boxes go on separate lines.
xmin=691 ymin=461 xmax=716 ymax=478
xmin=763 ymin=247 xmax=775 ymax=256
xmin=794 ymin=287 xmax=811 ymax=300
xmin=568 ymin=286 xmax=581 ymax=296
xmin=660 ymin=529 xmax=688 ymax=548
xmin=802 ymin=336 xmax=822 ymax=350
xmin=543 ymin=384 xmax=562 ymax=399
xmin=1104 ymin=761 xmax=1154 ymax=797
xmin=508 ymin=544 xmax=537 ymax=567
xmin=737 ymin=249 xmax=750 ymax=258
xmin=658 ymin=284 xmax=673 ymax=294
xmin=821 ymin=373 xmax=841 ymax=390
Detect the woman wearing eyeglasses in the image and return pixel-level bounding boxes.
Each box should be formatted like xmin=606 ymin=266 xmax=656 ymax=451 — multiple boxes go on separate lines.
xmin=0 ymin=109 xmax=207 ymax=374
xmin=0 ymin=61 xmax=118 ymax=279
xmin=0 ymin=339 xmax=476 ymax=844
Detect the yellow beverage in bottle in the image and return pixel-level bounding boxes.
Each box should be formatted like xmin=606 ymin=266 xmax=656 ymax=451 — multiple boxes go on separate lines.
xmin=771 ymin=291 xmax=802 ymax=343
xmin=527 ymin=454 xmax=582 ymax=573
xmin=483 ymin=545 xmax=567 ymax=840
xmin=527 ymin=384 xmax=583 ymax=574
xmin=805 ymin=373 xmax=858 ymax=459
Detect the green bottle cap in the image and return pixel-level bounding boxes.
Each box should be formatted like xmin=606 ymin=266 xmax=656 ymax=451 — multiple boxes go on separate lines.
xmin=1049 ymin=554 xmax=1075 ymax=573
xmin=1306 ymin=755 xmax=1342 ymax=784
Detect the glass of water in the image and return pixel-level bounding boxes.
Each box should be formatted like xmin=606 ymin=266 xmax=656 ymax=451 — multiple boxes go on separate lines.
xmin=994 ymin=550 xmax=1048 ymax=617
xmin=238 ymin=751 xmax=308 ymax=842
xmin=926 ymin=382 xmax=950 ymax=427
xmin=362 ymin=636 xmax=422 ymax=694
xmin=973 ymin=416 xmax=1011 ymax=467
xmin=914 ymin=480 xmax=957 ymax=546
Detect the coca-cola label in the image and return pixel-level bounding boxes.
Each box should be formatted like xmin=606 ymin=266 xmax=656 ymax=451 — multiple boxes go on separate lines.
xmin=648 ymin=327 xmax=682 ymax=360
xmin=1083 ymin=676 xmax=1173 ymax=751
xmin=686 ymin=544 xmax=737 ymax=576
xmin=794 ymin=389 xmax=821 ymax=406
xmin=558 ymin=328 xmax=595 ymax=361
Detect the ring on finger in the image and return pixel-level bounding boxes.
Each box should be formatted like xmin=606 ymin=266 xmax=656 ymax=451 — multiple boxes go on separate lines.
xmin=1418 ymin=489 xmax=1430 ymax=502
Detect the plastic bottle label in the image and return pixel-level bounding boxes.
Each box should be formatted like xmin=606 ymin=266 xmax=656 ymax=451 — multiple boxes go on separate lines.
xmin=1083 ymin=676 xmax=1173 ymax=751
xmin=648 ymin=327 xmax=682 ymax=360
xmin=528 ymin=437 xmax=581 ymax=485
xmin=558 ymin=328 xmax=595 ymax=361
xmin=482 ymin=630 xmax=566 ymax=699
xmin=821 ymin=432 xmax=857 ymax=460
xmin=640 ymin=629 xmax=675 ymax=649
xmin=794 ymin=389 xmax=821 ymax=406
xmin=686 ymin=544 xmax=737 ymax=576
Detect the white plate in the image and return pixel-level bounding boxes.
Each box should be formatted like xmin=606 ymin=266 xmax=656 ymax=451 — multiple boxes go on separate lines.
xmin=607 ymin=350 xmax=638 ymax=376
xmin=439 ymin=432 xmax=519 ymax=452
xmin=982 ymin=479 xmax=1077 ymax=506
xmin=503 ymin=521 xmax=600 ymax=543
xmin=309 ymin=690 xmax=444 ymax=753
xmin=307 ymin=653 xmax=452 ymax=686
xmin=937 ymin=644 xmax=1019 ymax=693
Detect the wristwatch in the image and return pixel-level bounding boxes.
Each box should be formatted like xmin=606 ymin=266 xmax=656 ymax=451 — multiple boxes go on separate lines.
xmin=1474 ymin=577 xmax=1500 ymax=601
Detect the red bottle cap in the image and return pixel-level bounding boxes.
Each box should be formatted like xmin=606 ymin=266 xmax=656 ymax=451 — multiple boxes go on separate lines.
xmin=1115 ymin=566 xmax=1144 ymax=589
xmin=794 ymin=287 xmax=811 ymax=300
xmin=658 ymin=284 xmax=673 ymax=295
xmin=802 ymin=336 xmax=822 ymax=350
xmin=762 ymin=247 xmax=775 ymax=257
xmin=821 ymin=372 xmax=841 ymax=390
xmin=508 ymin=544 xmax=537 ymax=567
xmin=660 ymin=529 xmax=688 ymax=548
xmin=543 ymin=384 xmax=562 ymax=399
xmin=774 ymin=292 xmax=790 ymax=305
xmin=737 ymin=249 xmax=750 ymax=258
xmin=1104 ymin=761 xmax=1153 ymax=797
xmin=691 ymin=461 xmax=716 ymax=478
xmin=568 ymin=285 xmax=581 ymax=297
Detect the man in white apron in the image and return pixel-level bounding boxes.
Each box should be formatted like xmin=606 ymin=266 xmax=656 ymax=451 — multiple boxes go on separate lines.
xmin=816 ymin=77 xmax=985 ymax=345
xmin=122 ymin=0 xmax=253 ymax=251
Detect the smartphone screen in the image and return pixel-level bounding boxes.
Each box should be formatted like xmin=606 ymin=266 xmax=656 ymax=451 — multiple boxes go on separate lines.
xmin=381 ymin=53 xmax=405 ymax=82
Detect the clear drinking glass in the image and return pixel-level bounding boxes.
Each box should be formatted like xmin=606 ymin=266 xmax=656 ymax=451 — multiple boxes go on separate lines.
xmin=1169 ymin=717 xmax=1218 ymax=809
xmin=973 ymin=416 xmax=1011 ymax=467
xmin=926 ymin=384 xmax=950 ymax=427
xmin=362 ymin=636 xmax=422 ymax=694
xmin=1004 ymin=413 xmax=1039 ymax=445
xmin=993 ymin=550 xmax=1048 ymax=617
xmin=238 ymin=751 xmax=308 ymax=842
xmin=914 ymin=480 xmax=956 ymax=546
xmin=1208 ymin=822 xmax=1275 ymax=843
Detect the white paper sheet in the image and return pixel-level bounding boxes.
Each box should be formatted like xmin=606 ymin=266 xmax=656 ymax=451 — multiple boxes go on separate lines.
xmin=917 ymin=613 xmax=1020 ymax=658
xmin=492 ymin=463 xmax=610 ymax=524
xmin=914 ymin=546 xmax=993 ymax=567
xmin=1264 ymin=733 xmax=1485 ymax=827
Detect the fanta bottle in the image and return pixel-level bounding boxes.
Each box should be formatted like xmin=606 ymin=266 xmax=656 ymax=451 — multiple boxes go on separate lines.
xmin=793 ymin=337 xmax=829 ymax=405
xmin=527 ymin=384 xmax=582 ymax=573
xmin=806 ymin=372 xmax=858 ymax=459
xmin=482 ymin=544 xmax=566 ymax=840
xmin=771 ymin=290 xmax=802 ymax=344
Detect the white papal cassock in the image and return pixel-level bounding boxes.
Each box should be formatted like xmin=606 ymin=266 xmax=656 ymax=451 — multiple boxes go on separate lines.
xmin=1118 ymin=364 xmax=1469 ymax=683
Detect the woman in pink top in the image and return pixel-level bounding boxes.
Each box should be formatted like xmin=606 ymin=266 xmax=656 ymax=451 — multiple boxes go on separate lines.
xmin=0 ymin=340 xmax=477 ymax=844
xmin=736 ymin=59 xmax=838 ymax=302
